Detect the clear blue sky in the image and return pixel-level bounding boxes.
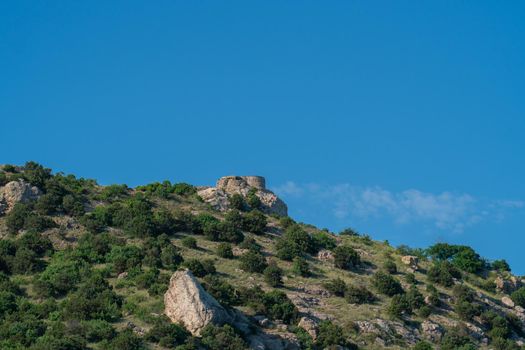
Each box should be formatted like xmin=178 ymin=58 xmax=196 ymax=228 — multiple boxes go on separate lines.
xmin=1 ymin=1 xmax=524 ymax=273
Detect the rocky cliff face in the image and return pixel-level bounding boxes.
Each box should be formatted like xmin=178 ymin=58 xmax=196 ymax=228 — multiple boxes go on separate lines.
xmin=198 ymin=176 xmax=288 ymax=217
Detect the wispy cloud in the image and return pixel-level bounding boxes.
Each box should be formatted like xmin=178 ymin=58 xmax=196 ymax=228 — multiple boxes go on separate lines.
xmin=273 ymin=182 xmax=523 ymax=233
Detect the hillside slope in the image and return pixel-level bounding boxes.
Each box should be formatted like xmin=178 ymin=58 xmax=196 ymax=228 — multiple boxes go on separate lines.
xmin=0 ymin=162 xmax=524 ymax=350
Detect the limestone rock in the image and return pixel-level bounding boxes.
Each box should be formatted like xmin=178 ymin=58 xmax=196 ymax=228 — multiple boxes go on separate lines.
xmin=495 ymin=276 xmax=522 ymax=294
xmin=164 ymin=269 xmax=233 ymax=335
xmin=401 ymin=255 xmax=419 ymax=270
xmin=421 ymin=320 xmax=444 ymax=342
xmin=0 ymin=180 xmax=41 ymax=214
xmin=317 ymin=249 xmax=334 ymax=262
xmin=502 ymin=296 xmax=515 ymax=308
xmin=298 ymin=316 xmax=319 ymax=340
xmin=197 ymin=176 xmax=287 ymax=216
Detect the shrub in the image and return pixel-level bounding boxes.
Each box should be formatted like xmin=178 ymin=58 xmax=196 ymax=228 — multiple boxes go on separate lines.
xmin=183 ymin=259 xmax=216 ymax=277
xmin=5 ymin=203 xmax=31 ymax=233
xmin=172 ymin=183 xmax=196 ymax=197
xmin=181 ymin=237 xmax=197 ymax=249
xmin=224 ymin=210 xmax=244 ymax=230
xmin=229 ymin=194 xmax=246 ymax=211
xmin=279 ymin=216 xmax=295 ymax=229
xmin=492 ymin=259 xmax=511 ymax=272
xmin=23 ymin=161 xmax=52 ymax=189
xmin=323 ymin=278 xmax=347 ymax=297
xmin=160 ymin=245 xmax=183 ymax=270
xmin=246 ymin=188 xmax=261 ymax=210
xmin=263 ymin=262 xmax=283 ymax=287
xmin=427 ymin=261 xmax=461 ymax=287
xmin=440 ymin=328 xmax=475 ymax=350
xmin=239 ymin=250 xmax=267 ymax=273
xmin=406 ymin=285 xmax=425 ymax=310
xmin=333 ymin=245 xmax=360 ymax=270
xmin=276 ymin=225 xmax=315 ymax=261
xmin=339 ymin=227 xmax=359 ymax=236
xmin=311 ymin=231 xmax=337 ymax=250
xmin=388 ymin=294 xmax=411 ymax=318
xmin=216 ymin=243 xmax=234 ymax=259
xmin=107 ymin=245 xmax=144 ymax=274
xmin=426 ymin=243 xmax=484 ymax=274
xmin=145 ymin=316 xmax=189 ymax=348
xmin=34 ymin=252 xmax=88 ymax=297
xmin=200 ymin=324 xmax=247 ymax=350
xmin=372 ymin=271 xmax=403 ymax=296
xmin=104 ymin=328 xmax=144 ymax=350
xmin=241 ymin=210 xmax=267 ymax=235
xmin=511 ymin=287 xmax=525 ymax=308
xmin=238 ymin=237 xmax=261 ymax=251
xmin=414 ymin=341 xmax=434 ymax=350
xmin=202 ymin=276 xmax=240 ymax=306
xmin=291 ymin=256 xmax=311 ymax=277
xmin=217 ymin=222 xmax=244 ymax=243
xmin=82 ymin=319 xmax=116 ymax=342
xmin=345 ymin=285 xmax=375 ymax=304
xmin=418 ymin=305 xmax=433 ymax=318
xmin=383 ymin=260 xmax=397 ymax=274
xmin=98 ymin=184 xmax=129 ymax=201
xmin=405 ymin=273 xmax=416 ymax=284
xmin=262 ymin=291 xmax=298 ymax=324
xmin=23 ymin=213 xmax=56 ymax=232
xmin=315 ymin=320 xmax=356 ymax=349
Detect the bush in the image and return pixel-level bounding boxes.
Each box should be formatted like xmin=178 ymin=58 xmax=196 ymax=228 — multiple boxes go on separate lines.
xmin=229 ymin=194 xmax=246 ymax=211
xmin=406 ymin=285 xmax=425 ymax=310
xmin=311 ymin=231 xmax=337 ymax=251
xmin=145 ymin=316 xmax=189 ymax=348
xmin=440 ymin=328 xmax=475 ymax=350
xmin=23 ymin=161 xmax=52 ymax=189
xmin=333 ymin=245 xmax=360 ymax=270
xmin=276 ymin=225 xmax=315 ymax=261
xmin=202 ymin=276 xmax=240 ymax=306
xmin=414 ymin=341 xmax=434 ymax=350
xmin=183 ymin=259 xmax=215 ymax=277
xmin=104 ymin=328 xmax=144 ymax=350
xmin=161 ymin=245 xmax=183 ymax=270
xmin=405 ymin=273 xmax=416 ymax=284
xmin=383 ymin=260 xmax=397 ymax=274
xmin=241 ymin=210 xmax=267 ymax=235
xmin=216 ymin=243 xmax=234 ymax=259
xmin=98 ymin=184 xmax=129 ymax=201
xmin=492 ymin=259 xmax=511 ymax=272
xmin=418 ymin=305 xmax=433 ymax=318
xmin=279 ymin=216 xmax=295 ymax=229
xmin=246 ymin=188 xmax=261 ymax=210
xmin=200 ymin=324 xmax=247 ymax=350
xmin=5 ymin=203 xmax=30 ymax=233
xmin=339 ymin=227 xmax=359 ymax=236
xmin=34 ymin=252 xmax=87 ymax=297
xmin=345 ymin=285 xmax=375 ymax=304
xmin=388 ymin=294 xmax=411 ymax=318
xmin=107 ymin=245 xmax=143 ymax=274
xmin=291 ymin=257 xmax=311 ymax=277
xmin=82 ymin=319 xmax=116 ymax=342
xmin=315 ymin=320 xmax=356 ymax=349
xmin=263 ymin=262 xmax=283 ymax=287
xmin=372 ymin=271 xmax=403 ymax=296
xmin=181 ymin=237 xmax=197 ymax=249
xmin=262 ymin=291 xmax=298 ymax=324
xmin=239 ymin=250 xmax=267 ymax=273
xmin=217 ymin=222 xmax=244 ymax=243
xmin=426 ymin=243 xmax=484 ymax=274
xmin=323 ymin=278 xmax=347 ymax=297
xmin=427 ymin=261 xmax=461 ymax=287
xmin=511 ymin=287 xmax=525 ymax=308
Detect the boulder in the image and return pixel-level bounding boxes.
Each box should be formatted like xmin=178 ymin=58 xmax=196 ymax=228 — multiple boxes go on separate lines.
xmin=502 ymin=296 xmax=515 ymax=308
xmin=421 ymin=320 xmax=444 ymax=342
xmin=298 ymin=316 xmax=319 ymax=340
xmin=197 ymin=176 xmax=287 ymax=216
xmin=401 ymin=255 xmax=419 ymax=270
xmin=0 ymin=180 xmax=41 ymax=214
xmin=164 ymin=269 xmax=233 ymax=335
xmin=495 ymin=276 xmax=522 ymax=294
xmin=317 ymin=249 xmax=334 ymax=262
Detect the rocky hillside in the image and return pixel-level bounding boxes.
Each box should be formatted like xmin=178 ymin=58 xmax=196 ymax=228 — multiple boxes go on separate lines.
xmin=0 ymin=162 xmax=524 ymax=350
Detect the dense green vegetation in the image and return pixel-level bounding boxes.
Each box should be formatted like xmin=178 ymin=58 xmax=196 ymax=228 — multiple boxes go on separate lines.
xmin=0 ymin=162 xmax=523 ymax=350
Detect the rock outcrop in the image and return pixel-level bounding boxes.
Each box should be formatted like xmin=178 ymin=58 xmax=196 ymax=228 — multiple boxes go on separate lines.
xmin=164 ymin=269 xmax=233 ymax=335
xmin=401 ymin=255 xmax=419 ymax=270
xmin=0 ymin=180 xmax=41 ymax=214
xmin=197 ymin=176 xmax=287 ymax=216
xmin=298 ymin=316 xmax=319 ymax=340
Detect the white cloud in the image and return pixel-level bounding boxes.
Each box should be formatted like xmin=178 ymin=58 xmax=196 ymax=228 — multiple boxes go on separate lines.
xmin=272 ymin=182 xmax=523 ymax=233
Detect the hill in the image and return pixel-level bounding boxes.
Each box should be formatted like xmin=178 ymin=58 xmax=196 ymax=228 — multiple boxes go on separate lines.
xmin=0 ymin=162 xmax=524 ymax=350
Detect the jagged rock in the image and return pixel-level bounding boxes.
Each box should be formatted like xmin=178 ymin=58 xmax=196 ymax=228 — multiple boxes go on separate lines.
xmin=254 ymin=315 xmax=271 ymax=328
xmin=298 ymin=316 xmax=319 ymax=340
xmin=197 ymin=176 xmax=288 ymax=216
xmin=495 ymin=276 xmax=522 ymax=294
xmin=502 ymin=296 xmax=515 ymax=308
xmin=464 ymin=322 xmax=485 ymax=341
xmin=126 ymin=321 xmax=145 ymax=336
xmin=0 ymin=180 xmax=41 ymax=214
xmin=421 ymin=320 xmax=444 ymax=342
xmin=401 ymin=255 xmax=419 ymax=270
xmin=516 ymin=306 xmax=525 ymax=314
xmin=164 ymin=269 xmax=233 ymax=335
xmin=232 ymin=247 xmax=249 ymax=257
xmin=317 ymin=249 xmax=334 ymax=262
xmin=357 ymin=319 xmax=418 ymax=345
xmin=247 ymin=330 xmax=300 ymax=350
xmin=117 ymin=272 xmax=128 ymax=279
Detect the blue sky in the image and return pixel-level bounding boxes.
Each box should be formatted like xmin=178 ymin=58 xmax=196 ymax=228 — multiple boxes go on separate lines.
xmin=1 ymin=1 xmax=524 ymax=273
